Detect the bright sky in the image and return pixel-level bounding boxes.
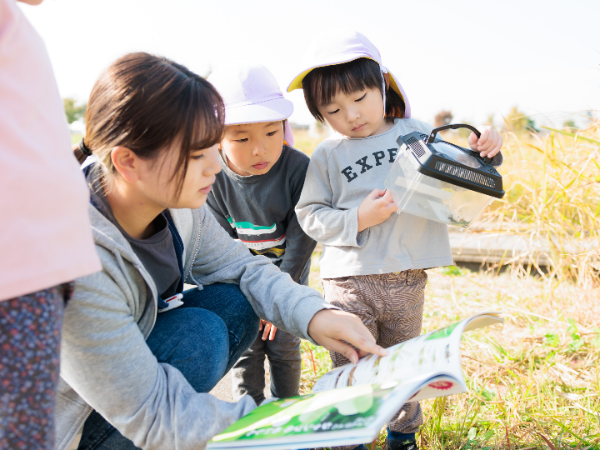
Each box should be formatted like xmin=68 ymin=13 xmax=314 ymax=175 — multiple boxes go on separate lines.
xmin=22 ymin=0 xmax=600 ymax=128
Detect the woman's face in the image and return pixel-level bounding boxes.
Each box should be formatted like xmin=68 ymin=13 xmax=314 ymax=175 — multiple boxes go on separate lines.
xmin=135 ymin=141 xmax=222 ymax=211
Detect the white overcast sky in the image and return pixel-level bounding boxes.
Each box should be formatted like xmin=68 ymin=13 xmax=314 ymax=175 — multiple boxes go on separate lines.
xmin=21 ymin=0 xmax=600 ymax=127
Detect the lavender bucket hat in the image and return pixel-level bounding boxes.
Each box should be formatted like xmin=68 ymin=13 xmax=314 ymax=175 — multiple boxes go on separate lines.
xmin=287 ymin=29 xmax=411 ymax=119
xmin=208 ymin=62 xmax=295 ymax=146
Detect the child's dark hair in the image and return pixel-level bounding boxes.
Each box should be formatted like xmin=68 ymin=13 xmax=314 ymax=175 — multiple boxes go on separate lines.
xmin=74 ymin=52 xmax=225 ymax=198
xmin=302 ymin=58 xmax=405 ymax=123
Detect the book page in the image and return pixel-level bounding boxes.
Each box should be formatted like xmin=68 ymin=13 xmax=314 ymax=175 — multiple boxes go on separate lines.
xmin=313 ymin=312 xmax=502 ymax=393
xmin=406 ymin=375 xmax=464 ymax=402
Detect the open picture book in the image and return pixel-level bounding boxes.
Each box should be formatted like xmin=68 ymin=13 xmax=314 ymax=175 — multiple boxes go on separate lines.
xmin=207 ymin=312 xmax=503 ymax=450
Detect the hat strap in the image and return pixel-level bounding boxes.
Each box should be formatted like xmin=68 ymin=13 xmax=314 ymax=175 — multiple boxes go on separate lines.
xmin=380 ymin=66 xmax=388 ymax=119
xmin=283 ymin=119 xmax=295 ymax=147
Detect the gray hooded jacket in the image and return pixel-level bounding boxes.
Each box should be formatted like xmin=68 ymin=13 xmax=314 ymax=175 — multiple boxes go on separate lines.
xmin=54 ymin=204 xmax=333 ymax=450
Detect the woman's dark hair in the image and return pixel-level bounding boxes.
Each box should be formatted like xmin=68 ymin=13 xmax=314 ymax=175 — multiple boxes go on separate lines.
xmin=74 ymin=52 xmax=225 ymax=197
xmin=302 ymin=58 xmax=405 ymax=123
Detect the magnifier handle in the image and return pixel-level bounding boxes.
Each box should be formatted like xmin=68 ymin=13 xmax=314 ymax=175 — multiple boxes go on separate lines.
xmin=427 ymin=123 xmax=481 ymax=143
xmin=468 ymin=149 xmax=493 ymax=165
xmin=428 ymin=124 xmax=493 ymax=164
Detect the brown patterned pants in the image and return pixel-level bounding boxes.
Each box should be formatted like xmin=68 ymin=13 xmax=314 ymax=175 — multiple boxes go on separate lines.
xmin=322 ymin=269 xmax=427 ymax=435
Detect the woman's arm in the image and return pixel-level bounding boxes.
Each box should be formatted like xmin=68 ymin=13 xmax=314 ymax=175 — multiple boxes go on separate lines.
xmin=190 ymin=207 xmax=331 ymax=341
xmin=60 ymin=251 xmax=256 ymax=450
xmin=190 ymin=207 xmax=386 ymax=362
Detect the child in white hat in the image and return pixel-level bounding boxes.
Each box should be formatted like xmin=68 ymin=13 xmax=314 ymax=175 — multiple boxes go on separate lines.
xmin=207 ymin=62 xmax=316 ymax=405
xmin=289 ymin=30 xmax=504 ymax=450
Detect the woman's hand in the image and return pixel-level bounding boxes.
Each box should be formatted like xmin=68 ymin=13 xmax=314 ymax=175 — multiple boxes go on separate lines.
xmin=468 ymin=126 xmax=503 ymax=158
xmin=259 ymin=319 xmax=277 ymax=341
xmin=357 ymin=189 xmax=397 ymax=232
xmin=307 ymin=309 xmax=388 ymax=364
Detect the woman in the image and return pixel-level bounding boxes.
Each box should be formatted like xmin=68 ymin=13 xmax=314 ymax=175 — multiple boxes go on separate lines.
xmin=56 ymin=52 xmax=386 ymax=450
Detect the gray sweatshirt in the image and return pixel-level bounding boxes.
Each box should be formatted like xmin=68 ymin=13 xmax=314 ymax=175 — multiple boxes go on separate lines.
xmin=296 ymin=118 xmax=456 ymax=279
xmin=54 ymin=204 xmax=334 ymax=450
xmin=206 ymin=146 xmax=316 ymax=282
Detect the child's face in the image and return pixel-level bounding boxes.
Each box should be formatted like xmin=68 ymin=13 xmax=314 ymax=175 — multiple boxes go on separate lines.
xmin=221 ymin=121 xmax=284 ymax=176
xmin=317 ymin=88 xmax=388 ymax=138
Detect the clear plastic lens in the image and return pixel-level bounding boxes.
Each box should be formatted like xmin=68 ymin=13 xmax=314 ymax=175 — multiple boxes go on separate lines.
xmin=385 ymin=145 xmax=492 ymax=227
xmin=433 ymin=142 xmax=481 ymax=169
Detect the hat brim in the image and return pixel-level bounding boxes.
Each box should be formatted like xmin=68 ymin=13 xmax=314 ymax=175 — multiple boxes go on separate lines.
xmin=224 ymin=97 xmax=293 ymax=126
xmin=287 ymin=57 xmax=410 ymax=118
xmin=286 ymin=53 xmax=369 ymax=92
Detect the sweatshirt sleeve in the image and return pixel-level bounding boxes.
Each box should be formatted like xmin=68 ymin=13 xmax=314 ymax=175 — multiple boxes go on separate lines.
xmin=278 ymin=158 xmax=317 ymax=282
xmin=190 ymin=207 xmax=336 ymax=340
xmin=60 ymin=250 xmax=258 ymax=450
xmin=295 ymin=146 xmax=369 ymax=248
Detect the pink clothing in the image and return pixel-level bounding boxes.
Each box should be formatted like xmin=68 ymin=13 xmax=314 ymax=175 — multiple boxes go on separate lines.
xmin=0 ymin=0 xmax=101 ymax=301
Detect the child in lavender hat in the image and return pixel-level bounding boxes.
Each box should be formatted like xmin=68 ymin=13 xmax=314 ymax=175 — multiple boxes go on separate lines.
xmin=207 ymin=62 xmax=316 ymax=405
xmin=289 ymin=29 xmax=505 ymax=450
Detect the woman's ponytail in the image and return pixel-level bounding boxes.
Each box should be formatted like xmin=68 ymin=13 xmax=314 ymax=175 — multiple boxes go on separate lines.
xmin=73 ymin=139 xmax=92 ymax=165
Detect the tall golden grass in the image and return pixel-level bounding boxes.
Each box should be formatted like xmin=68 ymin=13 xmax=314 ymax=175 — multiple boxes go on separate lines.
xmin=294 ymin=120 xmax=600 ymax=287
xmin=475 ymin=120 xmax=600 ymax=287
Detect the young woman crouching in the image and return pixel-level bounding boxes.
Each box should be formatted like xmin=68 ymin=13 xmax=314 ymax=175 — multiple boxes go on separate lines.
xmin=57 ymin=52 xmax=385 ymax=450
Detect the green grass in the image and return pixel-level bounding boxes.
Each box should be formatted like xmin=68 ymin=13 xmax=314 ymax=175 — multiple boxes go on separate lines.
xmin=300 ymin=253 xmax=600 ymax=449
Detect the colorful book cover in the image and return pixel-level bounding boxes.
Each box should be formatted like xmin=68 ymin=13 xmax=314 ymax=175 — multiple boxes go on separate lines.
xmin=207 ymin=312 xmax=503 ymax=450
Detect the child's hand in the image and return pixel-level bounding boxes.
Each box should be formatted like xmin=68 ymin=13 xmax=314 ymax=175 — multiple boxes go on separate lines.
xmin=259 ymin=319 xmax=277 ymax=340
xmin=357 ymin=189 xmax=398 ymax=232
xmin=468 ymin=126 xmax=503 ymax=158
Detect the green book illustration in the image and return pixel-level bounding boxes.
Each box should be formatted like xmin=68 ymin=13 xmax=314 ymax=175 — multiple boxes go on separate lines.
xmin=208 ymin=312 xmax=503 ymax=450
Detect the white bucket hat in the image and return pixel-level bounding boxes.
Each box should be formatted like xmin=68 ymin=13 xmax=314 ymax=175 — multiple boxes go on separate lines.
xmin=287 ymin=29 xmax=411 ymax=118
xmin=208 ymin=62 xmax=295 ymax=146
